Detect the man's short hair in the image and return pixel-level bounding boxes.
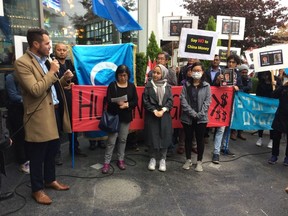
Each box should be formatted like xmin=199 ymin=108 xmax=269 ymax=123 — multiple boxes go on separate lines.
xmin=157 ymin=51 xmax=170 ymax=61
xmin=27 ymin=28 xmax=49 ymax=48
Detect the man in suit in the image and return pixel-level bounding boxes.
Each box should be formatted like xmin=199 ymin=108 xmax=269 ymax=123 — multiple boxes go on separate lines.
xmin=14 ymin=28 xmax=73 ymax=205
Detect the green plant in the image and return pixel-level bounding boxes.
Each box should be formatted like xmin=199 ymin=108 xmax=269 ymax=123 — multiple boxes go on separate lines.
xmin=136 ymin=52 xmax=147 ymax=86
xmin=146 ymin=31 xmax=161 ymax=61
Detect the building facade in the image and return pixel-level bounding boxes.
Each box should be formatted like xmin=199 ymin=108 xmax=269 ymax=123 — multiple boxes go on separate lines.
xmin=0 ymin=0 xmax=122 ymax=107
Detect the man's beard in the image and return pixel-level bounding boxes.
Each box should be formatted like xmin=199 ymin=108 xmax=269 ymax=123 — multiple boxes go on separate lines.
xmin=57 ymin=56 xmax=66 ymax=61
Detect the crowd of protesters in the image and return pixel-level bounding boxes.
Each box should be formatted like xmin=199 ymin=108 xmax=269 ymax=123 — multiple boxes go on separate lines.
xmin=1 ymin=28 xmax=288 ymax=204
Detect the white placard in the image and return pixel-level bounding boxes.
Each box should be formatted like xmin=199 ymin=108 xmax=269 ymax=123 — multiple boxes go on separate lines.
xmin=253 ymin=44 xmax=288 ymax=72
xmin=178 ymin=28 xmax=218 ymax=60
xmin=244 ymin=50 xmax=254 ymax=66
xmin=14 ymin=35 xmax=53 ymax=60
xmin=0 ymin=0 xmax=3 ymax=16
xmin=162 ymin=16 xmax=199 ymax=41
xmin=14 ymin=36 xmax=28 ymax=60
xmin=216 ymin=15 xmax=246 ymax=40
xmin=215 ymin=46 xmax=241 ymax=66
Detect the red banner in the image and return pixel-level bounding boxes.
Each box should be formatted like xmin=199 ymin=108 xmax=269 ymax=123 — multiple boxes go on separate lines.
xmin=71 ymin=85 xmax=234 ymax=132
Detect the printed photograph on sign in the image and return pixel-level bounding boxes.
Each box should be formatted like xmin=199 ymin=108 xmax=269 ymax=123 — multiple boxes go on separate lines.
xmin=221 ymin=69 xmax=234 ymax=86
xmin=221 ymin=19 xmax=240 ymax=35
xmin=259 ymin=50 xmax=283 ymax=67
xmin=216 ymin=16 xmax=245 ymax=40
xmin=178 ymin=28 xmax=218 ymax=60
xmin=253 ymin=44 xmax=288 ymax=72
xmin=162 ymin=16 xmax=199 ymax=41
xmin=170 ymin=20 xmax=192 ymax=37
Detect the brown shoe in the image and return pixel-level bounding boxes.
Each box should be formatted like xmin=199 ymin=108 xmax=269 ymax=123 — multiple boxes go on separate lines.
xmin=230 ymin=133 xmax=237 ymax=141
xmin=32 ymin=190 xmax=52 ymax=205
xmin=237 ymin=134 xmax=246 ymax=140
xmin=285 ymin=186 xmax=288 ymax=194
xmin=45 ymin=181 xmax=70 ymax=191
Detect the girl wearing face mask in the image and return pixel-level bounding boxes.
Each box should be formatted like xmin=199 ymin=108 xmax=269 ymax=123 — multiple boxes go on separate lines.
xmin=180 ymin=62 xmax=211 ymax=172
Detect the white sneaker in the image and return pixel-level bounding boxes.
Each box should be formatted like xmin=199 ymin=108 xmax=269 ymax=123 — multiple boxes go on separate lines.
xmin=256 ymin=138 xmax=262 ymax=147
xmin=159 ymin=159 xmax=166 ymax=172
xmin=195 ymin=161 xmax=203 ymax=172
xmin=182 ymin=159 xmax=192 ymax=170
xmin=148 ymin=158 xmax=156 ymax=171
xmin=267 ymin=139 xmax=273 ymax=149
xmin=19 ymin=161 xmax=30 ymax=174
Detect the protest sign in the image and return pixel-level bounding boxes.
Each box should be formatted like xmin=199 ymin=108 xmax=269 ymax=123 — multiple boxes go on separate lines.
xmin=231 ymin=91 xmax=278 ymax=130
xmin=253 ymin=44 xmax=288 ymax=72
xmin=162 ymin=16 xmax=199 ymax=41
xmin=216 ymin=16 xmax=246 ymax=40
xmin=178 ymin=28 xmax=218 ymax=60
xmin=215 ymin=46 xmax=241 ymax=66
xmin=71 ymin=86 xmax=234 ymax=132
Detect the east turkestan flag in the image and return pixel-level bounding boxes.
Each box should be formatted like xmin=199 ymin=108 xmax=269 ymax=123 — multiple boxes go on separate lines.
xmin=72 ymin=43 xmax=135 ymax=86
xmin=92 ymin=0 xmax=143 ymax=33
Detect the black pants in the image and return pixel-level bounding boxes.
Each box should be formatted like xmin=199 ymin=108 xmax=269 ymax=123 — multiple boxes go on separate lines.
xmin=271 ymin=130 xmax=288 ymax=157
xmin=7 ymin=104 xmax=27 ymax=164
xmin=182 ymin=122 xmax=207 ymax=161
xmin=258 ymin=130 xmax=272 ymax=139
xmin=26 ymin=139 xmax=59 ymax=192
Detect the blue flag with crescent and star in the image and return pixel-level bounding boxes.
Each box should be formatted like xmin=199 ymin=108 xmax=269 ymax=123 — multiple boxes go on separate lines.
xmin=92 ymin=0 xmax=142 ymax=33
xmin=72 ymin=43 xmax=134 ymax=86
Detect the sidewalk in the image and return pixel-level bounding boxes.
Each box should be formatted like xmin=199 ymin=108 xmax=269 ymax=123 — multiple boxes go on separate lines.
xmin=1 ymin=131 xmax=288 ymax=216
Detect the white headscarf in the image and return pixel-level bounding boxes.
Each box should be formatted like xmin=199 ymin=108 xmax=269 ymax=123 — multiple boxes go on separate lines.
xmin=152 ymin=64 xmax=168 ymax=106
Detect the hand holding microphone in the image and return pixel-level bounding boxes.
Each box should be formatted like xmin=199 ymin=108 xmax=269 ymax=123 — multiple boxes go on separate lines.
xmin=49 ymin=54 xmax=60 ymax=77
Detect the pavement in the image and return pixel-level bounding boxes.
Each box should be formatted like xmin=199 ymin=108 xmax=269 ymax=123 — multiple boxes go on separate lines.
xmin=1 ymin=131 xmax=288 ymax=216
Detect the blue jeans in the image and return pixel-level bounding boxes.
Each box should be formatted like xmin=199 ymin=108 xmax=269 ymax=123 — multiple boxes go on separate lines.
xmin=213 ymin=126 xmax=225 ymax=155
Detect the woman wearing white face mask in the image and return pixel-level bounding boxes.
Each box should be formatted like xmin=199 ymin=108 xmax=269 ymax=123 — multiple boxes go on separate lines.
xmin=180 ymin=62 xmax=211 ymax=172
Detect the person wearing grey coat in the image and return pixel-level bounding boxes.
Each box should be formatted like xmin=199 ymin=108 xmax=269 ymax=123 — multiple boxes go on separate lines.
xmin=143 ymin=64 xmax=173 ymax=172
xmin=180 ymin=62 xmax=211 ymax=172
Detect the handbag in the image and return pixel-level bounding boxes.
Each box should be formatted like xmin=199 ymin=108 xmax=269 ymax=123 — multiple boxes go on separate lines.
xmin=99 ymin=110 xmax=119 ymax=133
xmin=99 ymin=81 xmax=120 ymax=133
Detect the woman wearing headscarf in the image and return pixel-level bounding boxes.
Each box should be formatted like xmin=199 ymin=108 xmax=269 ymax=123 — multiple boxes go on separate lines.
xmin=143 ymin=64 xmax=173 ymax=172
xmin=180 ymin=62 xmax=211 ymax=172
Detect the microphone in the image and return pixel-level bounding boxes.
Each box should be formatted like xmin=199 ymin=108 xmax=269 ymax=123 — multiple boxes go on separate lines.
xmin=49 ymin=53 xmax=59 ymax=78
xmin=50 ymin=53 xmax=56 ymax=60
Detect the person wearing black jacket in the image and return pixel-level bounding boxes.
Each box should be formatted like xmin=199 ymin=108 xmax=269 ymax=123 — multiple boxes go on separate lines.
xmin=0 ymin=112 xmax=13 ymax=201
xmin=54 ymin=43 xmax=87 ymax=165
xmin=255 ymin=71 xmax=282 ymax=148
xmin=268 ymin=82 xmax=288 ymax=165
xmin=102 ymin=65 xmax=138 ymax=174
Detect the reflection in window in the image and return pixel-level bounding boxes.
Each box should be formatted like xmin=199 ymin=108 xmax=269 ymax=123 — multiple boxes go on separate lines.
xmin=86 ymin=20 xmax=113 ymax=44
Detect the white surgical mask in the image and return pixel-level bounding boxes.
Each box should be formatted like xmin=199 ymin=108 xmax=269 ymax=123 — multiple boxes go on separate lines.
xmin=192 ymin=72 xmax=202 ymax=79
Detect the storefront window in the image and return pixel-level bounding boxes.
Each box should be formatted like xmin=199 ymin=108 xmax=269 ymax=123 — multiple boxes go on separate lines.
xmin=0 ymin=0 xmax=40 ymax=68
xmin=43 ymin=0 xmax=86 ymax=45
